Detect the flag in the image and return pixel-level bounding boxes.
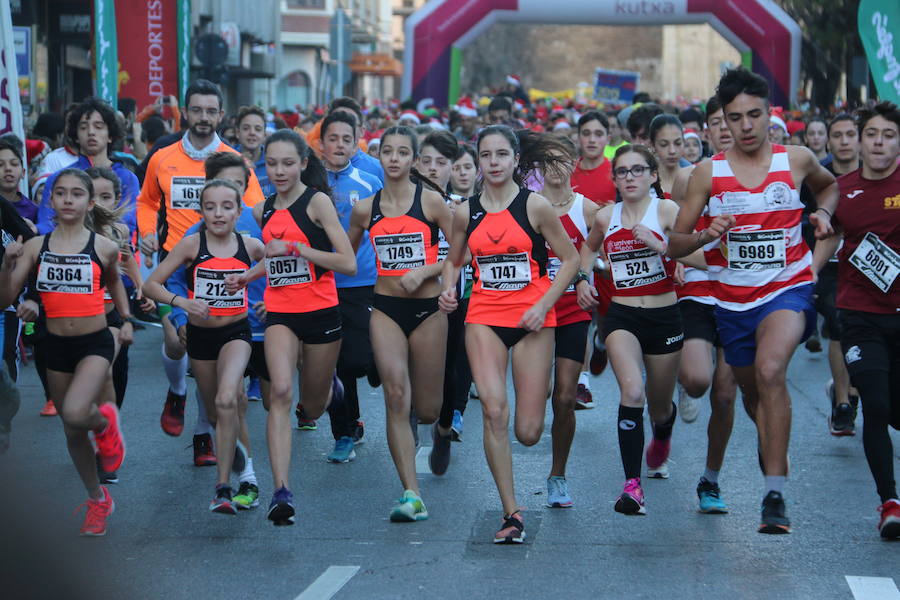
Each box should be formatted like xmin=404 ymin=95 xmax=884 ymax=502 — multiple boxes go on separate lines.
xmin=94 ymin=0 xmax=118 ymax=108
xmin=858 ymin=0 xmax=900 ymax=104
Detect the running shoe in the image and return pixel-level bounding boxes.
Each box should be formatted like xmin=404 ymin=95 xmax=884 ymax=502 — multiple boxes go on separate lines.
xmin=295 ymin=405 xmax=317 ymax=430
xmin=646 ymin=438 xmax=671 ymax=479
xmin=494 ymin=511 xmax=525 ymax=543
xmin=804 ymin=332 xmax=822 ymax=353
xmin=589 ymin=333 xmax=608 ymax=375
xmin=160 ymin=390 xmax=186 ymax=436
xmin=450 ymin=410 xmax=463 ymax=442
xmin=829 ymin=403 xmax=856 ymax=436
xmin=76 ymin=486 xmax=114 ymax=536
xmin=352 ymin=420 xmax=366 ymax=445
xmin=877 ymin=499 xmax=900 ymax=539
xmin=210 ymin=485 xmax=237 ymax=515
xmin=677 ymin=384 xmax=700 ymax=423
xmin=95 ymin=453 xmax=119 ymax=485
xmin=95 ymin=403 xmax=125 ymax=473
xmin=575 ymin=384 xmax=595 ymax=410
xmin=429 ymin=423 xmax=452 ymax=476
xmin=696 ymin=478 xmax=728 ymax=514
xmin=390 ymin=490 xmax=429 ymax=522
xmin=759 ymin=491 xmax=791 ymax=534
xmin=234 ymin=481 xmax=260 ymax=509
xmin=232 ymin=439 xmax=247 ymax=474
xmin=39 ymin=399 xmax=58 ymax=417
xmin=327 ymin=436 xmax=356 ymax=463
xmin=267 ymin=486 xmax=295 ymax=526
xmin=246 ymin=377 xmax=262 ymax=402
xmin=614 ymin=478 xmax=646 ymax=515
xmin=192 ymin=433 xmax=217 ymax=466
xmin=546 ymin=476 xmax=574 ymax=508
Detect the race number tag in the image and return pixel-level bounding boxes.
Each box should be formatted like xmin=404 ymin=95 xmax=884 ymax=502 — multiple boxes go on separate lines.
xmin=36 ymin=252 xmax=93 ymax=294
xmin=726 ymin=229 xmax=786 ymax=271
xmin=265 ymin=256 xmax=312 ymax=287
xmin=849 ymin=232 xmax=900 ymax=293
xmin=169 ymin=176 xmax=206 ymax=210
xmin=608 ymin=248 xmax=665 ymax=290
xmin=373 ymin=233 xmax=426 ymax=271
xmin=547 ymin=256 xmax=575 ymax=293
xmin=194 ymin=268 xmax=246 ymax=309
xmin=475 ymin=253 xmax=532 ymax=291
xmin=437 ymin=230 xmax=449 ymax=260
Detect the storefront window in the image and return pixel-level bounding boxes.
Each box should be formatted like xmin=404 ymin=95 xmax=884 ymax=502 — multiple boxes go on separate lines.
xmin=277 ymin=70 xmax=311 ymax=110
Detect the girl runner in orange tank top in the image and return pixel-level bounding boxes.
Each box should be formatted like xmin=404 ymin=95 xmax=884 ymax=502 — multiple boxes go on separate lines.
xmin=143 ymin=179 xmax=265 ymax=514
xmin=348 ymin=126 xmax=453 ymax=521
xmin=439 ymin=126 xmax=580 ymax=544
xmin=227 ymin=129 xmax=357 ymax=525
xmin=0 ymin=169 xmax=130 ymax=536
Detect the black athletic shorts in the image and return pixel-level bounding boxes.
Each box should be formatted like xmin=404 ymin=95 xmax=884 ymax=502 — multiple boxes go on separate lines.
xmin=679 ymin=299 xmax=719 ymax=346
xmin=187 ymin=318 xmax=252 ymax=361
xmin=245 ymin=340 xmax=269 ymax=381
xmin=603 ymin=302 xmax=684 ymax=355
xmin=840 ymin=310 xmax=900 ymax=378
xmin=45 ymin=328 xmax=115 ymax=373
xmin=267 ymin=306 xmax=342 ymax=345
xmin=486 ymin=325 xmax=533 ymax=349
xmin=814 ymin=263 xmax=841 ymax=340
xmin=105 ymin=307 xmax=124 ymax=329
xmin=373 ymin=294 xmax=440 ymax=337
xmin=336 ymin=286 xmax=373 ymax=376
xmin=555 ymin=321 xmax=590 ymax=362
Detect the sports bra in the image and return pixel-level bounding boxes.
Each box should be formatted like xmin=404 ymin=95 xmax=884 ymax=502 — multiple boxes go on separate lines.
xmin=36 ymin=231 xmax=106 ymax=318
xmin=187 ymin=230 xmax=251 ymax=316
xmin=368 ymin=183 xmax=439 ymax=276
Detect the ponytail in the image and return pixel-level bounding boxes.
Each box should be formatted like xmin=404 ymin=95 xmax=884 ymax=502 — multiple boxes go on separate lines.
xmin=301 ymin=152 xmax=331 ymax=198
xmin=410 ymin=166 xmax=452 ymax=202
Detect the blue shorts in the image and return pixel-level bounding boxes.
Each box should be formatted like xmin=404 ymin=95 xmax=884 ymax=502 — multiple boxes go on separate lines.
xmin=714 ymin=284 xmax=816 ymax=368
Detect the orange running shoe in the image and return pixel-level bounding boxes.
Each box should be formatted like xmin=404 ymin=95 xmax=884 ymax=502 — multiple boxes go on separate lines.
xmin=94 ymin=403 xmax=125 ymax=472
xmin=39 ymin=399 xmax=57 ymax=417
xmin=878 ymin=499 xmax=900 ymax=539
xmin=76 ymin=486 xmax=115 ymax=536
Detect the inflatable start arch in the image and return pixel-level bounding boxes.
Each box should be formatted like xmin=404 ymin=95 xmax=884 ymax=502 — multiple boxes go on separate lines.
xmin=402 ymin=0 xmax=800 ymax=108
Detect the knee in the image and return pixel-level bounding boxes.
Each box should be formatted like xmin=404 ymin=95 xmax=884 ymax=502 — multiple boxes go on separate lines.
xmin=60 ymin=405 xmax=90 ymax=430
xmin=552 ymin=382 xmax=577 ymax=412
xmin=215 ymin=389 xmax=238 ymax=413
xmin=268 ymin=380 xmax=294 ymax=408
xmin=481 ymin=401 xmax=509 ymax=432
xmin=515 ymin=422 xmax=543 ymax=446
xmin=755 ymin=359 xmax=786 ymax=389
xmin=709 ymin=390 xmax=736 ymax=414
xmin=619 ymin=384 xmax=644 ymax=406
xmin=681 ymin=373 xmax=710 ymax=399
xmin=383 ymin=383 xmax=409 ymax=416
xmin=416 ymin=406 xmax=439 ymax=424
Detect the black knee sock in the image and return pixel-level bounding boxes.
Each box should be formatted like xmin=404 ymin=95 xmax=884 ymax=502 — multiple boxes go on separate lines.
xmin=618 ymin=405 xmax=644 ymax=480
xmin=652 ymin=401 xmax=677 ymax=441
xmin=852 ymin=371 xmax=897 ymax=503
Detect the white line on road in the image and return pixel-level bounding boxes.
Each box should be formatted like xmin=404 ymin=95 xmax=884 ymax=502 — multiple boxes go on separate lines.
xmin=416 ymin=446 xmax=430 ymax=473
xmin=845 ymin=576 xmax=900 ymax=600
xmin=295 ymin=566 xmax=360 ymax=600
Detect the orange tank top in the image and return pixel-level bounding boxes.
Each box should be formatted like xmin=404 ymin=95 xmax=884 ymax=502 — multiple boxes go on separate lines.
xmin=261 ymin=188 xmax=338 ymax=313
xmin=36 ymin=231 xmax=106 ymax=318
xmin=187 ymin=229 xmax=251 ymax=316
xmin=465 ymin=189 xmax=556 ymax=328
xmin=368 ymin=183 xmax=439 ymax=276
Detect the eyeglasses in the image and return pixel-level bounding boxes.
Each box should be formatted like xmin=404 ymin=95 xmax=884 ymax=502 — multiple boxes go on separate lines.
xmin=188 ymin=106 xmax=221 ymax=117
xmin=613 ymin=165 xmax=650 ymax=179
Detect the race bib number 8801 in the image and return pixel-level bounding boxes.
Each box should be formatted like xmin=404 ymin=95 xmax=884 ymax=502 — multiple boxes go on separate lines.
xmin=476 ymin=253 xmax=532 ymax=291
xmin=169 ymin=176 xmax=206 ymax=210
xmin=849 ymin=232 xmax=900 ymax=293
xmin=36 ymin=252 xmax=93 ymax=294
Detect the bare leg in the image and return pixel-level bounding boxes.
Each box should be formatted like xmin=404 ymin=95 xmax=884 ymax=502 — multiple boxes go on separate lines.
xmin=550 ymin=356 xmax=581 ymax=477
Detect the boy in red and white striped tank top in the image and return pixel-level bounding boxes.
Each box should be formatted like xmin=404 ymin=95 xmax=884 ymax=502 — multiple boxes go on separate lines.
xmin=669 ymin=68 xmax=839 ymax=535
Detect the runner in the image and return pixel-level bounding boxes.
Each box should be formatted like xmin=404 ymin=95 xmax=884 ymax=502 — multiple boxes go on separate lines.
xmin=669 ymin=67 xmax=838 ymax=534
xmin=234 ymin=105 xmax=275 ymax=197
xmin=812 ymin=101 xmax=900 ymax=539
xmin=450 ymin=144 xmax=478 ymax=199
xmin=439 ymin=126 xmax=579 ymax=543
xmin=683 ymin=129 xmax=704 ymax=164
xmin=227 ymin=128 xmax=357 ymax=525
xmin=0 ymin=169 xmax=128 ymax=535
xmin=348 ymin=125 xmax=453 ymax=520
xmin=649 ymin=114 xmax=685 ymax=197
xmin=541 ymin=136 xmax=598 ymax=507
xmin=805 ymin=117 xmax=829 ymax=162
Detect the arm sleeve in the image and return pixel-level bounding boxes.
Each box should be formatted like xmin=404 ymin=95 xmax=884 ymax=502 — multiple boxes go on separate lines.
xmin=137 ymin=151 xmax=163 ymax=238
xmin=37 ymin=172 xmax=58 ymax=235
xmin=118 ymin=169 xmax=140 ymax=236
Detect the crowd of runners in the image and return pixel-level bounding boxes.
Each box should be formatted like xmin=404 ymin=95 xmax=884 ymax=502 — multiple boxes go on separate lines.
xmin=1 ymin=67 xmax=898 ymax=543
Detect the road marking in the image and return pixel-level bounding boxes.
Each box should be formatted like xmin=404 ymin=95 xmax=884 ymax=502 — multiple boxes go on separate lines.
xmin=845 ymin=576 xmax=900 ymax=600
xmin=416 ymin=446 xmax=430 ymax=473
xmin=295 ymin=566 xmax=360 ymax=600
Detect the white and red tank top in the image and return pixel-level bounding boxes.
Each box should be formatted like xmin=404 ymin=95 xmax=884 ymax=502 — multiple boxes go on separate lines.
xmin=676 ymin=204 xmax=716 ymax=304
xmin=603 ymin=196 xmax=676 ymax=297
xmin=707 ymin=144 xmax=812 ymax=311
xmin=548 ymin=193 xmax=591 ymax=325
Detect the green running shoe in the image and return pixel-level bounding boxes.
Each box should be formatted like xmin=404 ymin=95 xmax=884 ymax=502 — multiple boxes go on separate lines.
xmin=389 ymin=490 xmax=428 ymax=522
xmin=234 ymin=481 xmax=259 ymax=509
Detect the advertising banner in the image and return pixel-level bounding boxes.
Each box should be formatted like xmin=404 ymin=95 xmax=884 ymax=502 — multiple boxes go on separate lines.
xmin=859 ymin=0 xmax=900 ymax=104
xmin=594 ymin=68 xmax=640 ymax=104
xmin=117 ymin=0 xmax=182 ymax=108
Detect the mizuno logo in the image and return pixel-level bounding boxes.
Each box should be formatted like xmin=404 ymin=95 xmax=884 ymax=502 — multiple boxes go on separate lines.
xmin=846 ymin=190 xmax=863 ymax=199
xmin=471 ymin=211 xmax=484 ymax=220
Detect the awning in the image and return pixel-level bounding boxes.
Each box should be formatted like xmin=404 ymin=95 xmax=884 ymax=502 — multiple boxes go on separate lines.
xmin=348 ymin=53 xmax=402 ymax=77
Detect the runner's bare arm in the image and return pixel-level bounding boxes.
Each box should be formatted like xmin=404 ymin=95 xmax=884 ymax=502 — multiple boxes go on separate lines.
xmin=305 ymin=191 xmax=357 ymax=276
xmin=347 ymin=196 xmax=374 ymax=253
xmin=793 ymin=146 xmax=838 ymax=239
xmin=669 ymin=160 xmax=716 ymax=257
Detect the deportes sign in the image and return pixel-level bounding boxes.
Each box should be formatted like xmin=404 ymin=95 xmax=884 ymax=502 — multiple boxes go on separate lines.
xmin=594 ymin=68 xmax=640 ymax=104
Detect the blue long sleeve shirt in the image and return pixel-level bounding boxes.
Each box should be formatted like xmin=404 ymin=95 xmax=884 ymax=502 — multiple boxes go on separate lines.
xmin=327 ymin=162 xmax=382 ymax=288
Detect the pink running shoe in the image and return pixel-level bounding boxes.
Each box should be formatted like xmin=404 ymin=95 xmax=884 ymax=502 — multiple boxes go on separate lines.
xmin=614 ymin=478 xmax=646 ymax=515
xmin=646 ymin=438 xmax=671 ymax=479
xmin=94 ymin=403 xmax=125 ymax=473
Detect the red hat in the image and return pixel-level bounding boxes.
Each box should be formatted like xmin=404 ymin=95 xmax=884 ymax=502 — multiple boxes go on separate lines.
xmin=786 ymin=120 xmax=806 ymax=136
xmin=398 ymin=110 xmax=421 ymax=125
xmin=456 ymin=96 xmax=478 ymax=118
xmin=506 ymin=74 xmax=521 ymax=87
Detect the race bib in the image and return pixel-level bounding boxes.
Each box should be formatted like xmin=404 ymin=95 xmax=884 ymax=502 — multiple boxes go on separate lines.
xmin=374 ymin=232 xmax=426 ymax=271
xmin=547 ymin=256 xmax=575 ymax=293
xmin=194 ymin=268 xmax=246 ymax=309
xmin=609 ymin=247 xmax=665 ymax=290
xmin=849 ymin=232 xmax=900 ymax=293
xmin=169 ymin=176 xmax=205 ymax=210
xmin=476 ymin=252 xmax=532 ymax=291
xmin=266 ymin=255 xmax=312 ymax=287
xmin=437 ymin=230 xmax=449 ymax=260
xmin=726 ymin=229 xmax=786 ymax=271
xmin=36 ymin=252 xmax=93 ymax=294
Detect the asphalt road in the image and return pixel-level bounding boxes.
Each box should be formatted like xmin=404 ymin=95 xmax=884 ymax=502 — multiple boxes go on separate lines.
xmin=2 ymin=324 xmax=898 ymax=600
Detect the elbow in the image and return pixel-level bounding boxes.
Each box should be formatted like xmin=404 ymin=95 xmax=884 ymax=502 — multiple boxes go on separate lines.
xmin=343 ymin=257 xmax=358 ymax=277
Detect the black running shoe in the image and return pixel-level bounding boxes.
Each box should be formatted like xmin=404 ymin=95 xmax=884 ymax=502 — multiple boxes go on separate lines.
xmin=267 ymin=486 xmax=295 ymax=526
xmin=759 ymin=491 xmax=791 ymax=534
xmin=829 ymin=403 xmax=856 ymax=436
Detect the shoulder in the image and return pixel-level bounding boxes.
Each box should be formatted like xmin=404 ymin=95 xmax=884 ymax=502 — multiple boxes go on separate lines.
xmin=94 ymin=233 xmax=120 ymax=260
xmin=420 ymin=188 xmax=445 ymax=207
xmin=785 ymin=144 xmax=817 ymax=169
xmin=658 ymin=197 xmax=680 ymax=217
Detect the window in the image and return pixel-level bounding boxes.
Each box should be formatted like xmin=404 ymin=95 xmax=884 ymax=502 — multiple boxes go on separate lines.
xmin=277 ymin=70 xmax=312 ymax=110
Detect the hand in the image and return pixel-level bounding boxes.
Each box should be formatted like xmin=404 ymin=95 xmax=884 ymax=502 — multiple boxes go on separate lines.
xmin=135 ymin=290 xmax=156 ymax=313
xmin=177 ymin=325 xmax=187 ymax=348
xmin=265 ymin=238 xmax=297 ymax=258
xmin=118 ymin=321 xmax=134 ymax=346
xmin=518 ymin=302 xmax=548 ymax=332
xmin=225 ymin=273 xmax=247 ymax=294
xmin=632 ymin=224 xmax=665 ymax=253
xmin=704 ymin=215 xmax=736 ymax=241
xmin=399 ymin=269 xmax=425 ymax=294
xmin=576 ymin=279 xmax=599 ymax=310
xmin=438 ymin=288 xmax=458 ymax=314
xmin=253 ymin=300 xmax=267 ymax=321
xmin=809 ymin=210 xmax=835 ymax=240
xmin=16 ymin=299 xmax=39 ymax=321
xmin=673 ymin=262 xmax=686 ymax=286
xmin=177 ymin=297 xmax=210 ymax=320
xmin=140 ymin=234 xmax=158 ymax=264
xmin=2 ymin=235 xmax=24 ymax=270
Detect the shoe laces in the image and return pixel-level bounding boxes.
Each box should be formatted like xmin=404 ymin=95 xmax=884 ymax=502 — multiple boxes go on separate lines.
xmin=624 ymin=478 xmax=644 ymax=500
xmin=75 ymin=491 xmax=111 ymax=527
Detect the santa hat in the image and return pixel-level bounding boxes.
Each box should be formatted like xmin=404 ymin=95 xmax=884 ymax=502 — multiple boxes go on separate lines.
xmin=398 ymin=110 xmax=421 ymax=125
xmin=456 ymin=96 xmax=478 ymax=118
xmin=506 ymin=74 xmax=521 ymax=87
xmin=683 ymin=128 xmax=701 ymax=143
xmin=428 ymin=118 xmax=448 ymax=130
xmin=786 ymin=120 xmax=806 ymax=136
xmin=368 ymin=137 xmax=381 ymax=149
xmin=769 ymin=106 xmax=787 ymax=133
xmin=552 ymin=116 xmax=572 ymax=131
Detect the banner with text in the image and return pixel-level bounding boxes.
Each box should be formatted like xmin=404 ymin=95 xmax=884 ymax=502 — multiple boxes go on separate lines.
xmin=117 ymin=0 xmax=181 ymax=109
xmin=1 ymin=1 xmax=25 ymax=195
xmin=859 ymin=0 xmax=900 ymax=104
xmin=94 ymin=0 xmax=117 ymax=108
xmin=594 ymin=68 xmax=640 ymax=104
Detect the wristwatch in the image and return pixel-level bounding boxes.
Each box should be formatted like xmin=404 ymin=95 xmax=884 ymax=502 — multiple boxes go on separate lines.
xmin=573 ymin=270 xmax=591 ymax=286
